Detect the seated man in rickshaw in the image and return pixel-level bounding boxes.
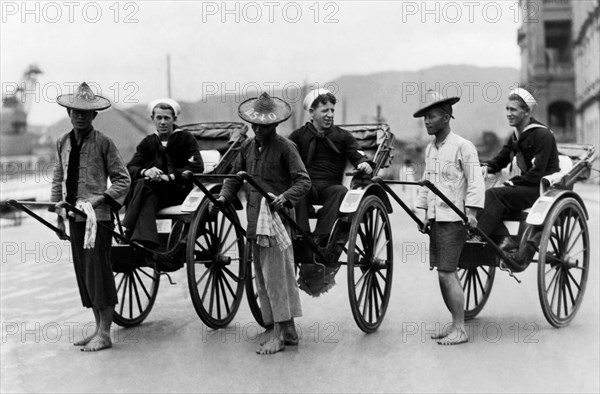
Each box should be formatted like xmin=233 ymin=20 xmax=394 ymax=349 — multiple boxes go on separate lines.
xmin=123 ymin=98 xmax=204 ymax=251
xmin=476 ymin=88 xmax=560 ymax=261
xmin=289 ymin=88 xmax=373 ymax=257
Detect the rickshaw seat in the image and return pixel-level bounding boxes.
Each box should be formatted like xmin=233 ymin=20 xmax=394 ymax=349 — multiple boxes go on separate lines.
xmin=501 ymin=156 xmax=572 ymax=223
xmin=153 ymin=152 xmax=220 ymax=219
xmin=503 ymin=208 xmax=530 ymax=222
xmin=156 ymin=205 xmax=186 ymax=217
xmin=199 ymin=150 xmax=221 ymax=173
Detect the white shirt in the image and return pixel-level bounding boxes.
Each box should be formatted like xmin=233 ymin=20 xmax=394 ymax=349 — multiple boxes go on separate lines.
xmin=417 ymin=132 xmax=485 ymax=221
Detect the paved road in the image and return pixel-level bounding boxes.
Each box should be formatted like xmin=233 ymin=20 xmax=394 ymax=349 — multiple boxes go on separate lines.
xmin=1 ymin=184 xmax=598 ymax=393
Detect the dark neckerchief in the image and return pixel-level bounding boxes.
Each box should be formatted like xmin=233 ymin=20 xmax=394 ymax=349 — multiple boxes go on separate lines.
xmin=512 ymin=118 xmax=546 ymax=172
xmin=305 ymin=122 xmax=341 ymax=165
xmin=66 ymin=127 xmax=93 ymax=205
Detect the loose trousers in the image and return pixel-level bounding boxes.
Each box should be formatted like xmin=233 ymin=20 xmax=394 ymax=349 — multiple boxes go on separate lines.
xmin=251 ymin=232 xmax=302 ymax=324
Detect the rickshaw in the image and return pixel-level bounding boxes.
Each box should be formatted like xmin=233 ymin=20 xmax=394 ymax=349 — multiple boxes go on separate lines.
xmin=375 ymin=143 xmax=596 ymax=328
xmin=6 ymin=122 xmax=250 ymax=329
xmin=193 ymin=123 xmax=397 ymax=333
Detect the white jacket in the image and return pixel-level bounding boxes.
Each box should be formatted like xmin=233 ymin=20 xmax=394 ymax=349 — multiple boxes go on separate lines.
xmin=417 ymin=132 xmax=485 ymax=221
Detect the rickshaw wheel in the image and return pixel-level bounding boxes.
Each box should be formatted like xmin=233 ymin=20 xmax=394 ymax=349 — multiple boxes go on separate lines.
xmin=537 ymin=197 xmax=589 ymax=328
xmin=347 ymin=195 xmax=393 ymax=333
xmin=113 ymin=265 xmax=160 ymax=327
xmin=187 ymin=197 xmax=245 ymax=329
xmin=244 ymin=246 xmax=274 ymax=329
xmin=458 ymin=265 xmax=496 ymax=320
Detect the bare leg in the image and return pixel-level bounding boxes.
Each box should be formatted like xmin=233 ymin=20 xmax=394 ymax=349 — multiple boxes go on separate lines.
xmin=82 ymin=306 xmax=113 ymax=352
xmin=435 ymin=271 xmax=468 ymax=345
xmin=430 ymin=272 xmax=453 ymax=339
xmin=74 ymin=308 xmax=99 ymax=346
xmin=256 ymin=322 xmax=285 ymax=355
xmin=283 ymin=319 xmax=299 ymax=346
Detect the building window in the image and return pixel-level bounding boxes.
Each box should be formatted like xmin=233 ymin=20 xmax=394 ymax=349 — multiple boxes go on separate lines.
xmin=548 ymin=101 xmax=575 ymax=142
xmin=544 ymin=20 xmax=572 ymax=65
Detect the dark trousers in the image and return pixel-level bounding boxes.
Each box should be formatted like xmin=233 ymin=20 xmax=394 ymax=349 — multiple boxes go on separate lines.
xmin=295 ymin=182 xmax=347 ymax=240
xmin=123 ymin=178 xmax=190 ymax=246
xmin=477 ymin=185 xmax=539 ymax=238
xmin=69 ymin=219 xmax=117 ymax=309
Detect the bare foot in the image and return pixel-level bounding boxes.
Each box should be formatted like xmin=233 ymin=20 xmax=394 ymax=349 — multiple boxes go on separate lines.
xmin=284 ymin=325 xmax=299 ymax=346
xmin=256 ymin=337 xmax=285 ymax=355
xmin=436 ymin=328 xmax=468 ymax=346
xmin=430 ymin=330 xmax=447 ymax=340
xmin=81 ymin=334 xmax=112 ymax=352
xmin=259 ymin=329 xmax=274 ymax=346
xmin=74 ymin=331 xmax=97 ymax=346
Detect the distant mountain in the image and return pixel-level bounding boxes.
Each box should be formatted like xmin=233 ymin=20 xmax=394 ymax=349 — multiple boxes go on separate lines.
xmin=47 ymin=65 xmax=519 ymax=161
xmin=333 ymin=64 xmax=520 ymax=142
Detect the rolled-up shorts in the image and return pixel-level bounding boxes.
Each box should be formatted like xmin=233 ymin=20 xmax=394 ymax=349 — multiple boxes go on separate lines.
xmin=430 ymin=221 xmax=467 ymax=272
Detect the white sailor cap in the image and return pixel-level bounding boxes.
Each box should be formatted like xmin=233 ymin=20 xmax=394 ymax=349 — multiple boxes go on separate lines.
xmin=147 ymin=98 xmax=181 ymax=117
xmin=509 ymin=88 xmax=537 ymax=112
xmin=302 ymin=88 xmax=333 ymax=111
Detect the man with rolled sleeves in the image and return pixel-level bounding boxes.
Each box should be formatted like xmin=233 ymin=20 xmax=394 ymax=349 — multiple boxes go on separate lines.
xmin=415 ymin=90 xmax=485 ymax=345
xmin=51 ymin=82 xmax=131 ymax=351
xmin=211 ymin=92 xmax=311 ymax=354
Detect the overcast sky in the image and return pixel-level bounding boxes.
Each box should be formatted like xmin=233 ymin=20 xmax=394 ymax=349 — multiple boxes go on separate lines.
xmin=1 ymin=0 xmax=526 ymax=125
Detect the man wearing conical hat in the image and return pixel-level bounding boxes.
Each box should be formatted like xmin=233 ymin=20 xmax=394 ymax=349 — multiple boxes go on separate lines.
xmin=289 ymin=88 xmax=373 ymax=251
xmin=51 ymin=82 xmax=131 ymax=351
xmin=415 ymin=90 xmax=485 ymax=345
xmin=211 ymin=92 xmax=310 ymax=354
xmin=476 ymin=88 xmax=559 ymax=264
xmin=122 ymin=98 xmax=203 ymax=252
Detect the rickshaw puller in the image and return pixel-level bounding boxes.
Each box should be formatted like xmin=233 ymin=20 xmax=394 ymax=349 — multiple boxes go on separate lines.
xmin=211 ymin=92 xmax=311 ymax=355
xmin=51 ymin=82 xmax=131 ymax=352
xmin=415 ymin=90 xmax=485 ymax=345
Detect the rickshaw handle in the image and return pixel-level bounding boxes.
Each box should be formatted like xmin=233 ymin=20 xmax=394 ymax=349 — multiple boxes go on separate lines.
xmin=6 ymin=200 xmax=122 ymax=242
xmin=5 ymin=200 xmax=70 ymax=240
xmin=372 ymin=177 xmax=427 ymax=231
xmin=185 ymin=172 xmax=247 ymax=236
xmin=418 ymin=180 xmax=522 ymax=280
xmin=56 ymin=202 xmax=151 ymax=250
xmin=236 ymin=171 xmax=326 ymax=259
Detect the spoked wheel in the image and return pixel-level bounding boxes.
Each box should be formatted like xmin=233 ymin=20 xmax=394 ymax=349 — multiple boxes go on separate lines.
xmin=458 ymin=265 xmax=496 ymax=320
xmin=537 ymin=197 xmax=589 ymax=327
xmin=187 ymin=198 xmax=245 ymax=329
xmin=244 ymin=246 xmax=273 ymax=329
xmin=347 ymin=195 xmax=393 ymax=333
xmin=113 ymin=265 xmax=160 ymax=327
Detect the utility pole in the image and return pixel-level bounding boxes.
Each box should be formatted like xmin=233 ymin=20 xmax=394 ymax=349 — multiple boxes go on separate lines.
xmin=166 ymin=54 xmax=172 ymax=97
xmin=375 ymin=104 xmax=385 ymax=123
